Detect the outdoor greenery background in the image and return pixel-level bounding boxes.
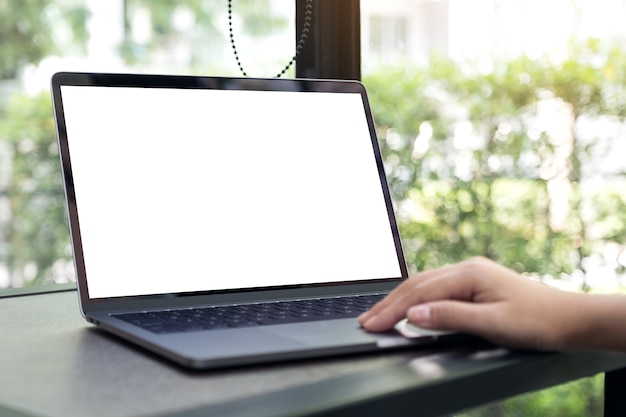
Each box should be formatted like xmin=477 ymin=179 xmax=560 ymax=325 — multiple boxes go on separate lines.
xmin=365 ymin=40 xmax=626 ymax=292
xmin=2 ymin=2 xmax=626 ymax=416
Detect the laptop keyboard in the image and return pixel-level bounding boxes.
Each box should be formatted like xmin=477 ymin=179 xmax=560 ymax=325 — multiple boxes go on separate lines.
xmin=113 ymin=294 xmax=386 ymax=334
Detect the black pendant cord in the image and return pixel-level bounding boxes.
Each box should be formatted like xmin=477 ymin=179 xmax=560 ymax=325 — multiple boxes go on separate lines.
xmin=228 ymin=0 xmax=313 ymax=78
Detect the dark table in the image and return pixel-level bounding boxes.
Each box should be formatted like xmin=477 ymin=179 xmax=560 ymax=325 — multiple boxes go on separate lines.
xmin=2 ymin=289 xmax=626 ymax=417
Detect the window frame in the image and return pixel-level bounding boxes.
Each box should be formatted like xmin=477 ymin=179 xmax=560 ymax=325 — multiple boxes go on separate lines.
xmin=295 ymin=0 xmax=361 ymax=80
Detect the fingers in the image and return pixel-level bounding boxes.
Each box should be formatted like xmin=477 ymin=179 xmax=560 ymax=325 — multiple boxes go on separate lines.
xmin=406 ymin=301 xmax=520 ymax=347
xmin=406 ymin=301 xmax=493 ymax=334
xmin=359 ymin=260 xmax=484 ymax=331
xmin=358 ymin=266 xmax=447 ymax=330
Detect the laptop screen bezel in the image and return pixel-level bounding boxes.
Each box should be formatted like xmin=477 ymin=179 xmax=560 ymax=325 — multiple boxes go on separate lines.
xmin=51 ymin=72 xmax=408 ymax=313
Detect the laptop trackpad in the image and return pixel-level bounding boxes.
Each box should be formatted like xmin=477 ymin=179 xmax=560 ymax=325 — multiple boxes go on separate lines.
xmin=265 ymin=318 xmax=411 ymax=348
xmin=267 ymin=318 xmax=454 ymax=349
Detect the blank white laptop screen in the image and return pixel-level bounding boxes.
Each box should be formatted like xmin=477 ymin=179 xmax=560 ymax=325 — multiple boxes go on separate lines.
xmin=60 ymin=85 xmax=402 ymax=299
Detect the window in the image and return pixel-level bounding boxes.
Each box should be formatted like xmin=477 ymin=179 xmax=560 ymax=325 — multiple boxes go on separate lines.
xmin=362 ymin=0 xmax=448 ymax=69
xmin=5 ymin=1 xmax=626 ymax=297
xmin=368 ymin=16 xmax=409 ymax=62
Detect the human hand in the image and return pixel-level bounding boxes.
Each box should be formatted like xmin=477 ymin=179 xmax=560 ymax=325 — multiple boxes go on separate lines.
xmin=359 ymin=257 xmax=586 ymax=351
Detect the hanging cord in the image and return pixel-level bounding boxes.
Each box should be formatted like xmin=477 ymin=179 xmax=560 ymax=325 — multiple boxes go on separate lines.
xmin=228 ymin=0 xmax=313 ymax=78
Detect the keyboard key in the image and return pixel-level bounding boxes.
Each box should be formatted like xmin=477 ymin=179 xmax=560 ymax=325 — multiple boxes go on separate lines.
xmin=113 ymin=294 xmax=386 ymax=334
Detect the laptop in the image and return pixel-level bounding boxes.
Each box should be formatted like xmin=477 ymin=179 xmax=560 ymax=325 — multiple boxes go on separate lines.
xmin=51 ymin=71 xmax=455 ymax=369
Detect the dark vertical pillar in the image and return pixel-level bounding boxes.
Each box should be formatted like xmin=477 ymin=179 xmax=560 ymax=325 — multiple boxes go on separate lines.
xmin=295 ymin=0 xmax=361 ymax=80
xmin=604 ymin=367 xmax=626 ymax=417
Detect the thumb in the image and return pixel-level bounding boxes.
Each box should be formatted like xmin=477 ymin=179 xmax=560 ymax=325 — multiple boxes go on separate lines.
xmin=407 ymin=301 xmax=495 ymax=335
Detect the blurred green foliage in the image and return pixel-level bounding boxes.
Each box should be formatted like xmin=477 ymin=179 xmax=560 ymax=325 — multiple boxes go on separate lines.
xmin=456 ymin=373 xmax=603 ymax=417
xmin=0 ymin=0 xmax=89 ymax=79
xmin=119 ymin=0 xmax=288 ymax=69
xmin=0 ymin=92 xmax=70 ymax=286
xmin=364 ymin=40 xmax=626 ymax=285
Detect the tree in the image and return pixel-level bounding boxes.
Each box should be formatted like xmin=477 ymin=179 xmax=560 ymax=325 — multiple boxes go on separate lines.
xmin=364 ymin=40 xmax=626 ymax=285
xmin=0 ymin=92 xmax=70 ymax=286
xmin=119 ymin=0 xmax=289 ymax=73
xmin=0 ymin=1 xmax=89 ymax=287
xmin=0 ymin=0 xmax=88 ymax=80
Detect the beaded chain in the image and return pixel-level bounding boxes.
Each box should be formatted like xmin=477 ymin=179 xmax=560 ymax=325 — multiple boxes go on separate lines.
xmin=227 ymin=0 xmax=313 ymax=78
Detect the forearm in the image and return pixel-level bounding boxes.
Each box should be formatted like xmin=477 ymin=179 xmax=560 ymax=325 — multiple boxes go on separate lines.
xmin=559 ymin=293 xmax=626 ymax=352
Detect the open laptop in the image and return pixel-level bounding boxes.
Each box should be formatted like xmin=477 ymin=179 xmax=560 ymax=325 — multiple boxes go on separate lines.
xmin=51 ymin=71 xmax=454 ymax=369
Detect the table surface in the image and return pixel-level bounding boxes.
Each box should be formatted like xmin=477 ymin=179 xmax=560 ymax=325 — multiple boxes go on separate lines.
xmin=3 ymin=290 xmax=626 ymax=417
